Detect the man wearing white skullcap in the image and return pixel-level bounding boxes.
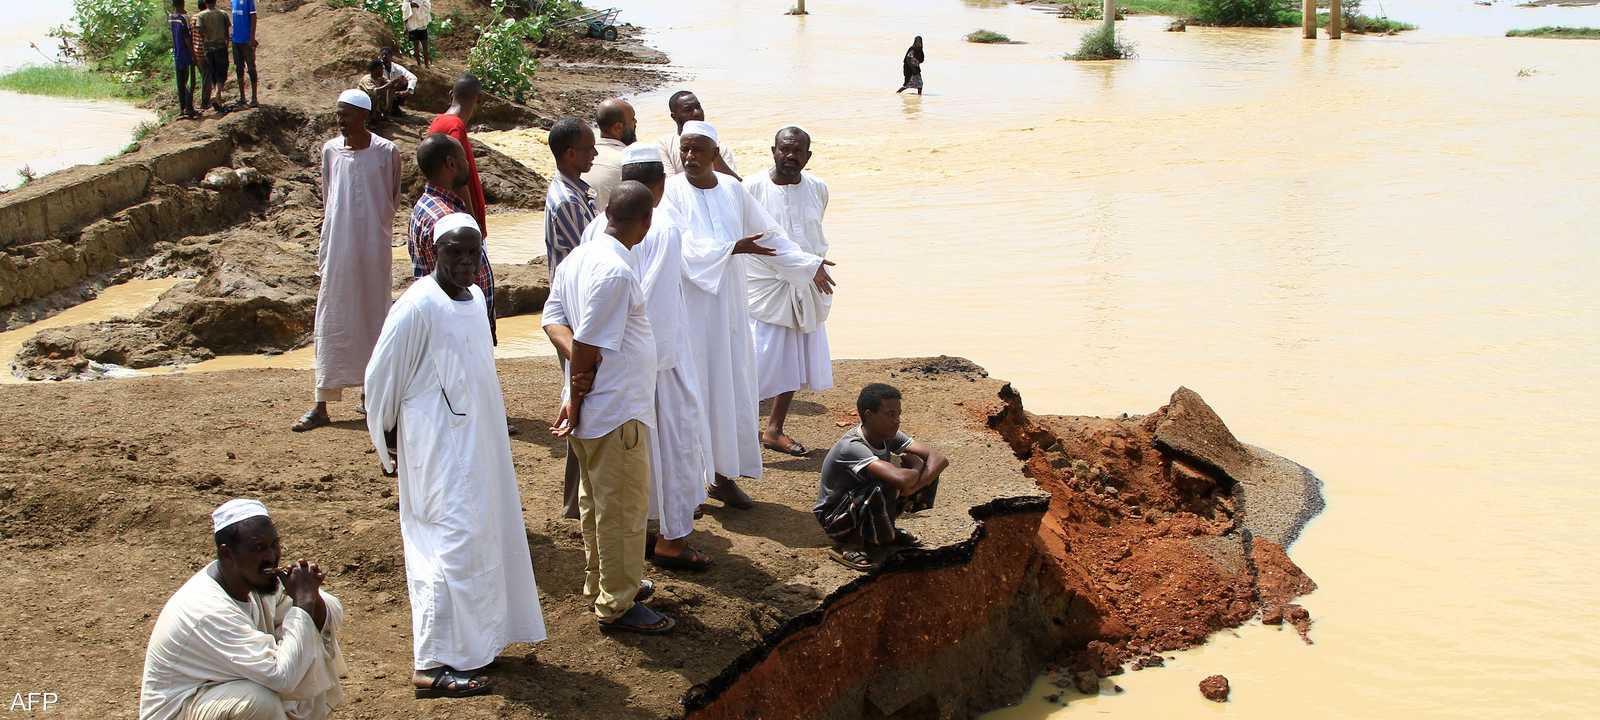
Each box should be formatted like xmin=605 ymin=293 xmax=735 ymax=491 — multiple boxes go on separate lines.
xmin=663 ymin=120 xmax=838 ymax=510
xmin=364 ymin=215 xmax=547 ymax=695
xmin=577 ymin=145 xmax=714 ymax=571
xmin=654 ymin=90 xmax=740 ymax=179
xmin=293 ymin=89 xmax=402 ymax=433
xmin=139 ymin=500 xmax=347 ymax=720
xmin=744 ymin=126 xmax=835 ymax=458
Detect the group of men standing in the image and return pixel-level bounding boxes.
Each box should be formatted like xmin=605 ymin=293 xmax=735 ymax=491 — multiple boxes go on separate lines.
xmin=139 ymin=83 xmax=949 ymax=718
xmin=167 ymin=0 xmax=259 ymax=119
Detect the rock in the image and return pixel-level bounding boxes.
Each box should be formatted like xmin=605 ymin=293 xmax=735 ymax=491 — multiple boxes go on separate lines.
xmin=1199 ymin=674 xmax=1230 ymax=702
xmin=1167 ymin=19 xmax=1187 ymax=31
xmin=234 ymin=166 xmax=266 ymax=187
xmin=1072 ymin=671 xmax=1099 ymax=694
xmin=202 ymin=168 xmax=241 ymax=191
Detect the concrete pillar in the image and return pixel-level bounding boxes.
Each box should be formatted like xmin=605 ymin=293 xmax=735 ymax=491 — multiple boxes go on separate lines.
xmin=1303 ymin=0 xmax=1317 ymax=38
xmin=797 ymin=0 xmax=805 ymax=13
xmin=1104 ymin=0 xmax=1116 ymax=32
xmin=1329 ymin=0 xmax=1342 ymax=38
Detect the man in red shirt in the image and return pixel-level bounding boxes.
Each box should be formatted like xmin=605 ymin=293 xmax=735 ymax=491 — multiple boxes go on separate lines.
xmin=425 ymin=75 xmax=488 ymax=240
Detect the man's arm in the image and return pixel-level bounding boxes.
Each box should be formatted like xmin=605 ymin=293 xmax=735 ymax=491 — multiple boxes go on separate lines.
xmin=249 ymin=0 xmax=258 ymax=45
xmin=861 ymin=458 xmax=925 ymax=498
xmin=552 ymin=339 xmax=601 ymax=437
xmin=900 ymin=440 xmax=949 ymax=492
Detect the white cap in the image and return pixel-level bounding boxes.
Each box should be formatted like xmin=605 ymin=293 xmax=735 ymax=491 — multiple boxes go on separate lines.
xmin=432 ymin=212 xmax=481 ymax=245
xmin=622 ymin=144 xmax=662 ymax=165
xmin=680 ymin=120 xmax=718 ymax=144
xmin=212 ymin=498 xmax=270 ymax=533
xmin=337 ymin=88 xmax=372 ymax=111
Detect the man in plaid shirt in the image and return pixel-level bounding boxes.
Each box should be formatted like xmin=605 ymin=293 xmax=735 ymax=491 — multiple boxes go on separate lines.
xmin=411 ymin=134 xmax=497 ymax=342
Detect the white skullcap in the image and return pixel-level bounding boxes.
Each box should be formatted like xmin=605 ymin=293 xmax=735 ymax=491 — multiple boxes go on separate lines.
xmin=432 ymin=212 xmax=480 ymax=244
xmin=622 ymin=144 xmax=662 ymax=165
xmin=212 ymin=498 xmax=269 ymax=533
xmin=337 ymin=88 xmax=372 ymax=111
xmin=680 ymin=120 xmax=718 ymax=144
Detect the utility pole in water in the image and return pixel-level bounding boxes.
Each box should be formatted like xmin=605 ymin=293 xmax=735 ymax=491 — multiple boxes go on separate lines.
xmin=1103 ymin=0 xmax=1116 ymax=34
xmin=1329 ymin=0 xmax=1342 ymax=38
xmin=1302 ymin=0 xmax=1316 ymax=38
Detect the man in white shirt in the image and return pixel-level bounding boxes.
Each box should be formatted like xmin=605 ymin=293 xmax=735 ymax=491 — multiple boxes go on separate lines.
xmin=363 ymin=47 xmax=416 ymax=119
xmin=403 ymin=0 xmax=432 ymax=68
xmin=543 ymin=182 xmax=677 ymax=634
xmin=655 ymin=90 xmax=740 ymax=180
xmin=582 ymin=97 xmax=636 ymax=210
xmin=140 ymin=499 xmax=345 ymax=720
xmin=745 ymin=126 xmax=834 ymax=458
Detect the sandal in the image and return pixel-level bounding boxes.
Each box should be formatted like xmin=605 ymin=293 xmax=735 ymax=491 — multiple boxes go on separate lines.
xmin=290 ymin=409 xmax=329 ymax=432
xmin=828 ymin=546 xmax=877 ymax=572
xmin=650 ymin=545 xmax=712 ymax=572
xmin=762 ymin=436 xmax=810 ymax=457
xmin=598 ymin=602 xmax=676 ymax=635
xmin=893 ymin=529 xmax=922 ymax=548
xmin=414 ymin=666 xmax=492 ymax=698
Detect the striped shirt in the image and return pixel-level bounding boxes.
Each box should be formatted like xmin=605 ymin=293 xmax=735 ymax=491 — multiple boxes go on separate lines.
xmin=542 ymin=173 xmax=596 ymax=279
xmin=409 ymin=183 xmax=495 ymax=316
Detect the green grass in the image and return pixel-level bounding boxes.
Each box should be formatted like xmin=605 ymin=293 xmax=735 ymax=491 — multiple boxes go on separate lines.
xmin=1066 ymin=24 xmax=1136 ymax=60
xmin=965 ymin=29 xmax=1014 ymax=43
xmin=1506 ymin=26 xmax=1600 ymax=38
xmin=0 ymin=64 xmax=143 ymax=100
xmin=1122 ymin=0 xmax=1200 ymax=16
xmin=1339 ymin=14 xmax=1416 ymax=32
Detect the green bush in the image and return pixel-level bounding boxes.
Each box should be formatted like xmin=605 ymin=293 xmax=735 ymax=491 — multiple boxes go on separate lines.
xmin=328 ymin=0 xmax=462 ymax=53
xmin=1506 ymin=26 xmax=1600 ymax=38
xmin=468 ymin=1 xmax=541 ymax=102
xmin=1067 ymin=24 xmax=1135 ymax=60
xmin=965 ymin=29 xmax=1013 ymax=43
xmin=43 ymin=0 xmax=168 ymax=95
xmin=1193 ymin=0 xmax=1296 ymax=26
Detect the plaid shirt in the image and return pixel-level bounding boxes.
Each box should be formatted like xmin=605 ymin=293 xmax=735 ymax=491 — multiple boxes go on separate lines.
xmin=410 ymin=183 xmax=495 ymax=313
xmin=543 ymin=173 xmax=596 ymax=279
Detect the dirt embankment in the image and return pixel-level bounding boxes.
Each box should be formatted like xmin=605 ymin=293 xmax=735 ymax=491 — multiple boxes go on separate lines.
xmin=2 ymin=0 xmax=669 ymax=380
xmin=0 ymin=356 xmax=1320 ymax=719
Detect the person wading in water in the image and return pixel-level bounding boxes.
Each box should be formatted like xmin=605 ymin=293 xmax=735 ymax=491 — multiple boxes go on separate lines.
xmin=897 ymin=36 xmax=924 ymax=95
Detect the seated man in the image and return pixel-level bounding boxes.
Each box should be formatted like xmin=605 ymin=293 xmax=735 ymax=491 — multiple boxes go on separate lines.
xmin=815 ymin=383 xmax=949 ymax=572
xmin=140 ymin=499 xmax=346 ymax=720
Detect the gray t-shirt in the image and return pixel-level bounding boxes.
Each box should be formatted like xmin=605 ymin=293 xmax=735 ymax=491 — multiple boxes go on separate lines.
xmin=814 ymin=426 xmax=914 ymax=517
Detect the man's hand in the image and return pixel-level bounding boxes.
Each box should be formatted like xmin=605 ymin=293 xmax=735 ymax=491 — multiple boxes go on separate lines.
xmin=732 ymin=233 xmax=777 ymax=257
xmin=551 ymin=399 xmax=579 ymax=438
xmin=283 ymin=559 xmax=323 ymax=607
xmin=813 ymin=260 xmax=837 ymax=294
xmin=571 ymin=367 xmax=596 ymax=396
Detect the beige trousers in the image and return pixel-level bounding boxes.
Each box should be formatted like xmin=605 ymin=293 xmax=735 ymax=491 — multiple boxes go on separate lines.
xmin=570 ymin=419 xmax=651 ymax=621
xmin=184 ymin=681 xmax=286 ymax=720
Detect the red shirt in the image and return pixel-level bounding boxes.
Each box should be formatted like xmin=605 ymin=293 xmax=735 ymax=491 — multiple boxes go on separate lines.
xmin=425 ymin=112 xmax=488 ymax=238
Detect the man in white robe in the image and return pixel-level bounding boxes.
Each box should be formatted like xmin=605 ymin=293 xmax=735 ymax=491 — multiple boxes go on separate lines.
xmin=140 ymin=499 xmax=345 ymax=720
xmin=655 ymin=90 xmax=740 ymax=180
xmin=663 ymin=121 xmax=837 ymax=509
xmin=581 ymin=145 xmax=713 ymax=571
xmin=294 ymin=89 xmax=401 ymax=432
xmin=745 ymin=126 xmax=835 ymax=458
xmin=364 ymin=214 xmax=547 ymax=696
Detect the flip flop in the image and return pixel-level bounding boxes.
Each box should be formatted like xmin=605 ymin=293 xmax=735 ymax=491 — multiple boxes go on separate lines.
xmin=762 ymin=437 xmax=810 ymax=457
xmin=414 ymin=667 xmax=492 ymax=698
xmin=290 ymin=409 xmax=329 ymax=432
xmin=650 ymin=545 xmax=712 ymax=572
xmin=828 ymin=546 xmax=877 ymax=573
xmin=598 ymin=602 xmax=676 ymax=635
xmin=893 ymin=529 xmax=923 ymax=548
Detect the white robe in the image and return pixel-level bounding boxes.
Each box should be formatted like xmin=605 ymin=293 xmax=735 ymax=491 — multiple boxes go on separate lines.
xmin=744 ymin=171 xmax=835 ymax=399
xmin=139 ymin=562 xmax=345 ymax=720
xmin=582 ymin=208 xmax=712 ymax=539
xmin=364 ymin=277 xmax=546 ymax=671
xmin=657 ymin=131 xmax=739 ymax=177
xmin=663 ymin=172 xmax=823 ymax=479
xmin=315 ymin=134 xmax=401 ymax=391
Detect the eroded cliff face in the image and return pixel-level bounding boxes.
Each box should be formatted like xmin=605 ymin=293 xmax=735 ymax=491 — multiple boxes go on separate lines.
xmin=685 ymin=384 xmax=1321 ymax=719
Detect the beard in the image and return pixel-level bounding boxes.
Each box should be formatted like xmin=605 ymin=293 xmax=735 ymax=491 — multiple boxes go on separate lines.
xmin=621 ymin=128 xmax=638 ymax=145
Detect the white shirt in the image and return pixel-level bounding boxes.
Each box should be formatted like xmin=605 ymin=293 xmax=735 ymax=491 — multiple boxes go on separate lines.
xmin=384 ymin=61 xmax=417 ymax=91
xmin=403 ymin=0 xmax=432 ymax=31
xmin=542 ymin=234 xmax=657 ymax=438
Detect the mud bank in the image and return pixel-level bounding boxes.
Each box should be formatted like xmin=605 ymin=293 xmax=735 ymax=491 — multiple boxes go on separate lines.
xmin=1 ymin=0 xmax=667 ymax=380
xmin=0 ymin=356 xmax=1318 ymax=718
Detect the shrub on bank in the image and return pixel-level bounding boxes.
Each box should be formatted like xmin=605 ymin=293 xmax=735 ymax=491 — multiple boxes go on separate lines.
xmin=965 ymin=29 xmax=1013 ymax=43
xmin=1193 ymin=0 xmax=1297 ymax=26
xmin=0 ymin=65 xmax=140 ymax=100
xmin=1067 ymin=25 xmax=1135 ymax=60
xmin=45 ymin=0 xmax=169 ymax=94
xmin=327 ymin=0 xmax=459 ymax=53
xmin=1506 ymin=26 xmax=1600 ymax=38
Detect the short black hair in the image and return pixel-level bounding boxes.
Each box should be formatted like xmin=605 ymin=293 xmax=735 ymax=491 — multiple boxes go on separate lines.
xmin=620 ymin=160 xmax=664 ymax=186
xmin=596 ymin=101 xmax=628 ymax=130
xmin=416 ymin=133 xmax=460 ymax=179
xmin=452 ymin=74 xmax=482 ymax=101
xmin=857 ymin=383 xmax=902 ymax=416
xmin=775 ymin=126 xmax=810 ymax=147
xmin=668 ymin=90 xmax=695 ymax=110
xmin=548 ymin=116 xmax=587 ymax=159
xmin=607 ymin=181 xmax=654 ymax=225
xmin=368 ymin=59 xmax=384 ymax=73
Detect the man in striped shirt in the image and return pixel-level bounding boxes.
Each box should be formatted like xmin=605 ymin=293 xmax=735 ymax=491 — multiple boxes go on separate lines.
xmin=542 ymin=117 xmax=598 ymax=278
xmin=410 ymin=134 xmax=496 ymax=342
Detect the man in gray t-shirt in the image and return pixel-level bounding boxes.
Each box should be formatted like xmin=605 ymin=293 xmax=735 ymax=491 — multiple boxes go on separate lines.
xmin=816 ymin=383 xmax=950 ymax=572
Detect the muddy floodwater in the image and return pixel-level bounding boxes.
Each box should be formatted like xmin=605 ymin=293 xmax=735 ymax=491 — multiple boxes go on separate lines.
xmin=0 ymin=4 xmax=157 ymax=190
xmin=481 ymin=0 xmax=1597 ymax=716
xmin=4 ymin=0 xmax=1599 ymax=715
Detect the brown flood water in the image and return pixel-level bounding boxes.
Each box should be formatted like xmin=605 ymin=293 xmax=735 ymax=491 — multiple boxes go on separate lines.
xmin=4 ymin=0 xmax=1599 ymax=715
